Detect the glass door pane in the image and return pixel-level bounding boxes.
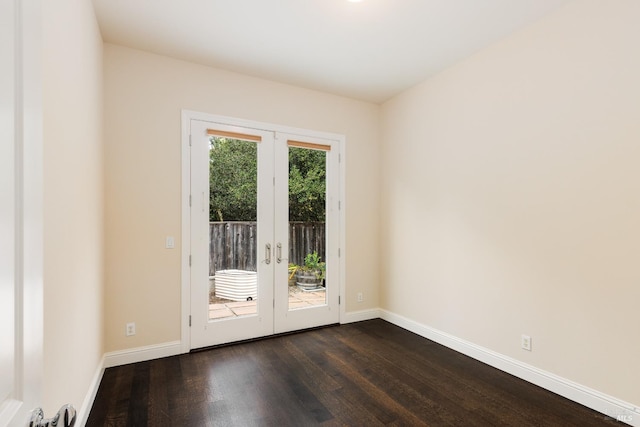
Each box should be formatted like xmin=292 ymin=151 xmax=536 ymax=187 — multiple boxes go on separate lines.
xmin=287 ymin=146 xmax=327 ymax=311
xmin=208 ymin=137 xmax=258 ymax=321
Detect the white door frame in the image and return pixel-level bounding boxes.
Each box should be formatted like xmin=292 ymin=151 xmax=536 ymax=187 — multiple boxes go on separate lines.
xmin=180 ymin=110 xmax=346 ymax=352
xmin=0 ymin=0 xmax=44 ymax=425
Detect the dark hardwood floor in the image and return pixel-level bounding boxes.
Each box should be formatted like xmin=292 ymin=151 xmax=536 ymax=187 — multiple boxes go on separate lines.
xmin=87 ymin=320 xmax=619 ymax=426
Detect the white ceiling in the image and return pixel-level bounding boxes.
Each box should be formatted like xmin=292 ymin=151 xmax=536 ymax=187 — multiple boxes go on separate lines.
xmin=92 ymin=0 xmax=570 ymax=103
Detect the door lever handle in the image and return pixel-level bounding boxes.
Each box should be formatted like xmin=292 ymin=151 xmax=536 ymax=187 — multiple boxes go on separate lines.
xmin=265 ymin=243 xmax=271 ymax=264
xmin=30 ymin=405 xmax=76 ymax=427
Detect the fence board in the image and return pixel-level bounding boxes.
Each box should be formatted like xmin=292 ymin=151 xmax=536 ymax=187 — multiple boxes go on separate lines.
xmin=289 ymin=222 xmax=325 ymax=267
xmin=209 ymin=221 xmax=325 ymax=276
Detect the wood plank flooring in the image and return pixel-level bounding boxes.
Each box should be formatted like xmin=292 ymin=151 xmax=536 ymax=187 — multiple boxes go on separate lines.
xmin=87 ymin=320 xmax=619 ymax=426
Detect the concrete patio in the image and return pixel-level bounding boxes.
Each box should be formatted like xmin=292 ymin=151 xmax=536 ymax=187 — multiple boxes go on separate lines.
xmin=209 ymin=287 xmax=326 ymax=320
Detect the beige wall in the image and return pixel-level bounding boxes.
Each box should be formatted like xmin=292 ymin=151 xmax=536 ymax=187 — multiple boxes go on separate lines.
xmin=42 ymin=0 xmax=104 ymax=416
xmin=103 ymin=44 xmax=380 ymax=352
xmin=381 ymin=0 xmax=639 ymax=406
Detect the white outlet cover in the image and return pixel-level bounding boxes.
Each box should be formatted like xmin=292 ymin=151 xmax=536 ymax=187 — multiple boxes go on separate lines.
xmin=521 ymin=334 xmax=531 ymax=351
xmin=126 ymin=322 xmax=136 ymax=336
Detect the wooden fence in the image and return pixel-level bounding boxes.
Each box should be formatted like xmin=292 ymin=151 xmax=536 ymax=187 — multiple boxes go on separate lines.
xmin=209 ymin=221 xmax=325 ymax=276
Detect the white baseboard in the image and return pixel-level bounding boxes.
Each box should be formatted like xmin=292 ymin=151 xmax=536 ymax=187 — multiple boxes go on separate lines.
xmin=342 ymin=308 xmax=380 ymax=324
xmin=103 ymin=340 xmax=183 ymax=368
xmin=76 ymin=356 xmax=105 ymax=427
xmin=379 ymin=309 xmax=639 ymax=427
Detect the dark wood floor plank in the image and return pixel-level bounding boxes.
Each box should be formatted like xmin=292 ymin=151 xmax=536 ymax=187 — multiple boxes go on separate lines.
xmin=104 ymin=364 xmax=135 ymax=427
xmin=87 ymin=320 xmax=620 ymax=426
xmin=126 ymin=362 xmax=149 ymax=426
xmin=329 ymin=324 xmax=477 ymax=425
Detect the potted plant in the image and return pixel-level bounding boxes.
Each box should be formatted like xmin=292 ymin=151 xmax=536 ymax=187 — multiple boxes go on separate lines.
xmin=295 ymin=252 xmax=325 ymax=290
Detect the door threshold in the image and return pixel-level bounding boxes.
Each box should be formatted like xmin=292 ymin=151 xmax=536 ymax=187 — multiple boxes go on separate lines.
xmin=190 ymin=322 xmax=340 ymax=353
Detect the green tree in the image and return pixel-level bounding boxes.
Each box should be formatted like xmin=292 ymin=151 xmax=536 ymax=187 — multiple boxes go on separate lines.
xmin=209 ymin=138 xmax=326 ymax=222
xmin=209 ymin=137 xmax=257 ymax=221
xmin=288 ymin=147 xmax=326 ymax=221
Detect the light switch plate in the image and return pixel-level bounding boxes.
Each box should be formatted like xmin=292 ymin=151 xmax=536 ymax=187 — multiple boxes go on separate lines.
xmin=166 ymin=236 xmax=175 ymax=249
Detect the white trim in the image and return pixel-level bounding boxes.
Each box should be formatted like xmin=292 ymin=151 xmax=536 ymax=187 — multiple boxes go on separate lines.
xmin=0 ymin=400 xmax=21 ymax=427
xmin=103 ymin=341 xmax=183 ymax=369
xmin=180 ymin=111 xmax=191 ymax=354
xmin=20 ymin=0 xmax=44 ymax=415
xmin=380 ymin=309 xmax=640 ymax=427
xmin=1 ymin=1 xmax=44 ymax=424
xmin=341 ymin=309 xmax=380 ymax=324
xmin=181 ymin=110 xmax=345 ymax=142
xmin=76 ymin=356 xmax=105 ymax=427
xmin=338 ymin=130 xmax=347 ymax=327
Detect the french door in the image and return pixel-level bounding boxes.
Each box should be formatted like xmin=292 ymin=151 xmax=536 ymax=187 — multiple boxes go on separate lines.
xmin=188 ymin=117 xmax=340 ymax=349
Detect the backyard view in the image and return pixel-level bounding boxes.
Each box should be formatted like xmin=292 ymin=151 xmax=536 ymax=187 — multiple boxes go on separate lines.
xmin=208 ymin=137 xmax=328 ymax=320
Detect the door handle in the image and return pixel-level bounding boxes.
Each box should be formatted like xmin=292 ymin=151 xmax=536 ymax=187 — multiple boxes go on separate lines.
xmin=265 ymin=243 xmax=271 ymax=264
xmin=30 ymin=405 xmax=76 ymax=427
xmin=276 ymin=243 xmax=282 ymax=263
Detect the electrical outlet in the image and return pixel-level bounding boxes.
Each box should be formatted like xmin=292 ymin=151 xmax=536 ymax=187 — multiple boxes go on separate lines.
xmin=126 ymin=322 xmax=136 ymax=337
xmin=521 ymin=334 xmax=531 ymax=351
xmin=357 ymin=292 xmax=364 ymax=303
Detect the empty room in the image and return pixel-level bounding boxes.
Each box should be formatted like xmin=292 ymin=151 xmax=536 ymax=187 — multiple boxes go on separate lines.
xmin=3 ymin=0 xmax=638 ymax=426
